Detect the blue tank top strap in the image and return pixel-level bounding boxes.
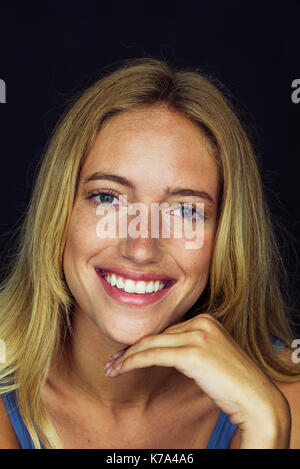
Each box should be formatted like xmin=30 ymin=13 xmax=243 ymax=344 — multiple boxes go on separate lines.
xmin=1 ymin=390 xmax=36 ymax=449
xmin=206 ymin=411 xmax=237 ymax=449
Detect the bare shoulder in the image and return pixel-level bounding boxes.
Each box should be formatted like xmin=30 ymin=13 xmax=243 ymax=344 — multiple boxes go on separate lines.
xmin=275 ymin=378 xmax=300 ymax=449
xmin=272 ymin=347 xmax=300 ymax=449
xmin=0 ymin=395 xmax=21 ymax=449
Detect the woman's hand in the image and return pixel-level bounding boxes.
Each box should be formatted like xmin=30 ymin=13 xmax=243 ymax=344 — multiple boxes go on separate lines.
xmin=104 ymin=313 xmax=291 ymax=448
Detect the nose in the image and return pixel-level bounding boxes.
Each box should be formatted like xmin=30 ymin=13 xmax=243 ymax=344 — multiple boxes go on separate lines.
xmin=118 ymin=203 xmax=164 ymax=265
xmin=118 ymin=235 xmax=163 ymax=266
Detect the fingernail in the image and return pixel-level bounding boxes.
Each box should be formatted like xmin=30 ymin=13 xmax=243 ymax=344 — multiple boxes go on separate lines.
xmin=104 ymin=359 xmax=115 ymax=370
xmin=109 ymin=361 xmax=123 ymax=378
xmin=115 ymin=361 xmax=123 ymax=372
xmin=110 ymin=349 xmax=125 ymax=360
xmin=105 ymin=365 xmax=113 ymax=376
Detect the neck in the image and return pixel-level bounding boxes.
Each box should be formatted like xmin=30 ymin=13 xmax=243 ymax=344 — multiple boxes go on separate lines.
xmin=50 ymin=309 xmax=188 ymax=415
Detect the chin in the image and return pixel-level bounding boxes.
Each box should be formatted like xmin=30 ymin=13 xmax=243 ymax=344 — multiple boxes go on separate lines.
xmin=104 ymin=329 xmax=149 ymax=347
xmin=101 ymin=317 xmax=167 ymax=347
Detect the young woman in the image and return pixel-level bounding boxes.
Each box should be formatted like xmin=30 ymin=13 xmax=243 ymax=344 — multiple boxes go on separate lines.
xmin=0 ymin=58 xmax=299 ymax=449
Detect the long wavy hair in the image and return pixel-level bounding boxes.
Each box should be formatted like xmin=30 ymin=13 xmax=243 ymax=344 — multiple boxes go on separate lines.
xmin=0 ymin=57 xmax=299 ymax=449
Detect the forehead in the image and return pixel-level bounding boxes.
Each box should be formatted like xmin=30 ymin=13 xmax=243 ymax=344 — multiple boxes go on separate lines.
xmin=81 ymin=105 xmax=219 ymax=200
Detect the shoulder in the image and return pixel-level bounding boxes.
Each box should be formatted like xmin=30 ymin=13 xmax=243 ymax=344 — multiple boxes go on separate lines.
xmin=274 ymin=379 xmax=300 ymax=449
xmin=272 ymin=347 xmax=300 ymax=449
xmin=0 ymin=395 xmax=21 ymax=449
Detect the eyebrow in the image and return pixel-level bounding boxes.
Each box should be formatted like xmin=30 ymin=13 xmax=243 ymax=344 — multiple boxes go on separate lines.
xmin=83 ymin=171 xmax=215 ymax=205
xmin=83 ymin=172 xmax=135 ymax=190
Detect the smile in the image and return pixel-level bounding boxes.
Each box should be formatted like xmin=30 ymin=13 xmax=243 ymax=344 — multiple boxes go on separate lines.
xmin=95 ymin=268 xmax=176 ymax=307
xmin=103 ymin=273 xmax=166 ymax=294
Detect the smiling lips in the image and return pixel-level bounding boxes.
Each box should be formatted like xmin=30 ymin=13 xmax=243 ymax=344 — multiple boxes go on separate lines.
xmin=102 ymin=273 xmax=166 ymax=294
xmin=95 ymin=267 xmax=176 ymax=307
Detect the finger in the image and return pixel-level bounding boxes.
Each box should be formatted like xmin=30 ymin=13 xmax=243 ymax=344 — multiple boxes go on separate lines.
xmin=107 ymin=318 xmax=201 ymax=365
xmin=112 ymin=332 xmax=191 ymax=365
xmin=105 ymin=330 xmax=200 ymax=376
xmin=110 ymin=348 xmax=128 ymax=360
xmin=108 ymin=327 xmax=211 ymax=377
xmin=108 ymin=346 xmax=189 ymax=377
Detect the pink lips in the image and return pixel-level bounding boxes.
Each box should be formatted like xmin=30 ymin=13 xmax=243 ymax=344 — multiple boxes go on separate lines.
xmin=95 ymin=268 xmax=176 ymax=307
xmin=96 ymin=266 xmax=175 ymax=283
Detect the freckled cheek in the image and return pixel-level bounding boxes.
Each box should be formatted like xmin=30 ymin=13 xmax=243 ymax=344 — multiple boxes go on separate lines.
xmin=179 ymin=235 xmax=215 ymax=287
xmin=63 ymin=213 xmax=113 ymax=265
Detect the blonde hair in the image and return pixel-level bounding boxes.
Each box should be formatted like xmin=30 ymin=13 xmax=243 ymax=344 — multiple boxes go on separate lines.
xmin=0 ymin=57 xmax=299 ymax=449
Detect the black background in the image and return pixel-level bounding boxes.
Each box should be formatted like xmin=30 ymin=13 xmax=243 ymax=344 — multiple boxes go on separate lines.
xmin=0 ymin=0 xmax=299 ymax=334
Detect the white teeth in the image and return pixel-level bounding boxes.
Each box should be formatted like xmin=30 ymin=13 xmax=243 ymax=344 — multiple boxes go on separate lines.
xmin=116 ymin=276 xmax=125 ymax=289
xmin=103 ymin=273 xmax=166 ymax=294
xmin=135 ymin=281 xmax=148 ymax=294
xmin=145 ymin=281 xmax=154 ymax=293
xmin=110 ymin=273 xmax=117 ymax=286
xmin=124 ymin=279 xmax=135 ymax=293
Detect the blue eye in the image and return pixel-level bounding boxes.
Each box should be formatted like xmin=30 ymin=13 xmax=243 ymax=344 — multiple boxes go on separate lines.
xmin=172 ymin=204 xmax=205 ymax=222
xmin=86 ymin=193 xmax=206 ymax=222
xmin=87 ymin=190 xmax=119 ymax=206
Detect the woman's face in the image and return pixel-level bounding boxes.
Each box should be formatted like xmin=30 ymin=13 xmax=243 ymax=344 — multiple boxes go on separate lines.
xmin=63 ymin=105 xmax=220 ymax=345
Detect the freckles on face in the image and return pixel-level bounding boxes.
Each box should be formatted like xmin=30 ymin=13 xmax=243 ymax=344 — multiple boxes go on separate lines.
xmin=63 ymin=105 xmax=220 ymax=343
xmin=63 ymin=203 xmax=114 ymax=311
